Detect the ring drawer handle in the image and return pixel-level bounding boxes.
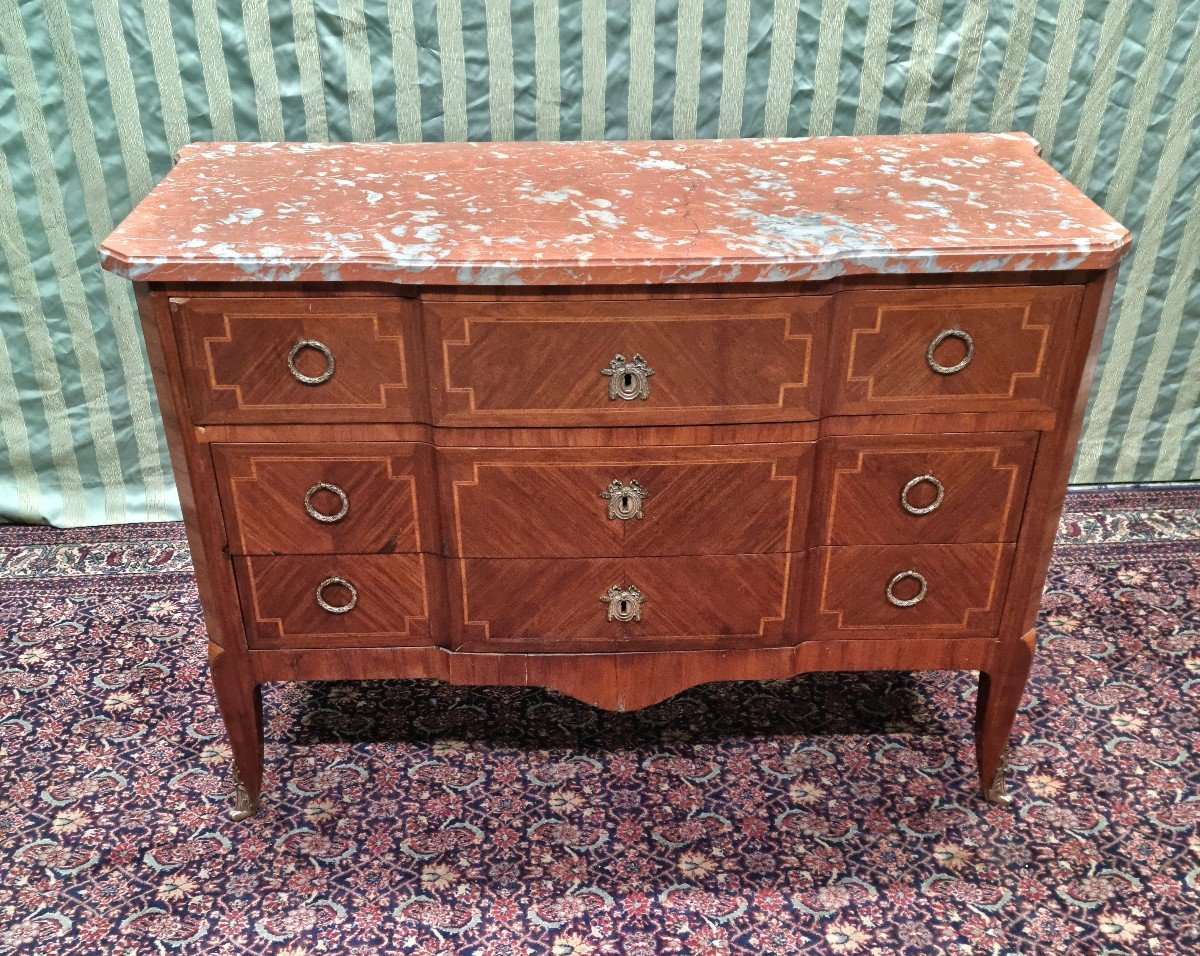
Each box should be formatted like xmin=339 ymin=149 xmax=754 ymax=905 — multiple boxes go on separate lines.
xmin=926 ymin=329 xmax=974 ymax=375
xmin=886 ymin=570 xmax=927 ymax=608
xmin=601 ymin=354 xmax=653 ymax=400
xmin=600 ymin=479 xmax=650 ymax=520
xmin=304 ymin=482 xmax=350 ymax=523
xmin=288 ymin=339 xmax=336 ymax=385
xmin=601 ymin=584 xmax=645 ymax=622
xmin=900 ymin=475 xmax=944 ymax=516
xmin=316 ymin=577 xmax=358 ymax=614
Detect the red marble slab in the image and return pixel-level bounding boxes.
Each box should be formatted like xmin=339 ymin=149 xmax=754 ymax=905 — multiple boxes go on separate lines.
xmin=100 ymin=133 xmax=1130 ymax=286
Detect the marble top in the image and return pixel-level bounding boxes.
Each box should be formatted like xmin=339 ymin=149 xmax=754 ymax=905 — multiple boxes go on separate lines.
xmin=100 ymin=133 xmax=1130 ymax=286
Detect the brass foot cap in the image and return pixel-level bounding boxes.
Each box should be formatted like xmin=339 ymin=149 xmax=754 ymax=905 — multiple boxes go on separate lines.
xmin=229 ymin=787 xmax=260 ymax=821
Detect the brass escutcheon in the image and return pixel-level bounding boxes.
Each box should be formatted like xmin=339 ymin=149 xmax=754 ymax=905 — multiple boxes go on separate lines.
xmin=600 ymin=479 xmax=650 ymax=520
xmin=601 ymin=354 xmax=653 ymax=400
xmin=601 ymin=584 xmax=645 ymax=622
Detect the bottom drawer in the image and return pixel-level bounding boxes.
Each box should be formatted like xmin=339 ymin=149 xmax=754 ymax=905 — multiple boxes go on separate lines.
xmin=808 ymin=543 xmax=1014 ymax=638
xmin=450 ymin=554 xmax=802 ymax=652
xmin=233 ymin=554 xmax=445 ymax=649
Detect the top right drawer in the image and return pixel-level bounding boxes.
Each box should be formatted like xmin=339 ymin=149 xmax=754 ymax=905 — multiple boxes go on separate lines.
xmin=827 ymin=285 xmax=1083 ymax=415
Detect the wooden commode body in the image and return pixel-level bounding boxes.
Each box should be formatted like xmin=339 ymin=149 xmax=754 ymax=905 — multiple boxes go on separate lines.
xmin=102 ymin=134 xmax=1130 ymax=819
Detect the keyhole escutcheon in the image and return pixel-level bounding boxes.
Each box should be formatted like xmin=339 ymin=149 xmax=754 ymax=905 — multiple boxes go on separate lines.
xmin=601 ymin=479 xmax=650 ymax=520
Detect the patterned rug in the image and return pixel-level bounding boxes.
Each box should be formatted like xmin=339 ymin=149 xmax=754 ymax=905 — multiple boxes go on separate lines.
xmin=2 ymin=487 xmax=1198 ymax=955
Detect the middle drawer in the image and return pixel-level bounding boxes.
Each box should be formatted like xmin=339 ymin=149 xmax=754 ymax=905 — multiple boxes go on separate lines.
xmin=438 ymin=442 xmax=814 ymax=558
xmin=811 ymin=431 xmax=1038 ymax=545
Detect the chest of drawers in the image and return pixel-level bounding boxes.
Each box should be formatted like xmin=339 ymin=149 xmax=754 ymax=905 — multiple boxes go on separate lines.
xmin=102 ymin=134 xmax=1129 ymax=820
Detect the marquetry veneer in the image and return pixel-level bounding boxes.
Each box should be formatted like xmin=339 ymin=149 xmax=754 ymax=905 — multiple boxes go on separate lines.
xmin=102 ymin=135 xmax=1129 ymax=820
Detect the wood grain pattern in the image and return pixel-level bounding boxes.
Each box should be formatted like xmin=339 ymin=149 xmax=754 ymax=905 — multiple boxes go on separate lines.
xmin=449 ymin=553 xmax=801 ymax=652
xmin=135 ymin=286 xmax=265 ymax=813
xmin=828 ymin=285 xmax=1083 ymax=415
xmin=172 ymin=296 xmax=427 ymax=423
xmin=993 ymin=271 xmax=1120 ymax=644
xmin=209 ymin=642 xmax=263 ymax=810
xmin=974 ymin=271 xmax=1120 ymax=794
xmin=232 ymin=553 xmax=446 ymax=649
xmin=976 ymin=628 xmax=1037 ymax=801
xmin=426 ymin=296 xmax=829 ymax=426
xmin=414 ymin=268 xmax=1101 ymax=300
xmin=439 ymin=442 xmax=812 ymax=558
xmin=808 ymin=543 xmax=1015 ymax=638
xmin=135 ymin=287 xmax=247 ymax=651
xmin=249 ymin=638 xmax=998 ymax=711
xmin=812 ymin=431 xmax=1037 ymax=545
xmin=130 ymin=259 xmax=1121 ymax=809
xmin=190 ymin=411 xmax=1056 ymax=448
xmin=212 ymin=442 xmax=439 ymax=555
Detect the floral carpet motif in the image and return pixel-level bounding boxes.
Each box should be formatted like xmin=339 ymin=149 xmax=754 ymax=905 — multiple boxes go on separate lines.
xmin=1 ymin=486 xmax=1198 ymax=954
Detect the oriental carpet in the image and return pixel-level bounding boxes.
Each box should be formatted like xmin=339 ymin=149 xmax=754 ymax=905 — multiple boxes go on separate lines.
xmin=1 ymin=487 xmax=1198 ymax=954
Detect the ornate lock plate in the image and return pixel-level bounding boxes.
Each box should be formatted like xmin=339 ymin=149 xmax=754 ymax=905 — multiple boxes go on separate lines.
xmin=601 ymin=354 xmax=653 ymax=400
xmin=601 ymin=585 xmax=645 ymax=622
xmin=600 ymin=479 xmax=650 ymax=520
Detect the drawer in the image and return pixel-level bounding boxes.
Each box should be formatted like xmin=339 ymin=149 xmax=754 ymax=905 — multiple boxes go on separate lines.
xmin=808 ymin=544 xmax=1014 ymax=638
xmin=212 ymin=443 xmax=440 ymax=556
xmin=438 ymin=443 xmax=813 ymax=558
xmin=827 ymin=285 xmax=1082 ymax=414
xmin=426 ymin=296 xmax=829 ymax=426
xmin=812 ymin=432 xmax=1037 ymax=545
xmin=172 ymin=296 xmax=428 ymax=423
xmin=449 ymin=554 xmax=801 ymax=652
xmin=232 ymin=554 xmax=445 ymax=649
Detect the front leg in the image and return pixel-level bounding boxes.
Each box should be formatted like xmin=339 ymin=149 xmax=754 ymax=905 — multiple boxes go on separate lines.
xmin=974 ymin=628 xmax=1036 ymax=804
xmin=209 ymin=643 xmax=264 ymax=820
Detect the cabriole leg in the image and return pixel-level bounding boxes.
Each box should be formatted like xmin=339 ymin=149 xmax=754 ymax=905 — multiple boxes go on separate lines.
xmin=208 ymin=643 xmax=264 ymax=820
xmin=974 ymin=629 xmax=1036 ymax=805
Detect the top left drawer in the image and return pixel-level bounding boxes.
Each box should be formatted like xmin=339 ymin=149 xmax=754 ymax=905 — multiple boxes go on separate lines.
xmin=171 ymin=296 xmax=428 ymax=424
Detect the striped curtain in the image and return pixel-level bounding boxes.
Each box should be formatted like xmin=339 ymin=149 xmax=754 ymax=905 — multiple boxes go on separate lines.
xmin=1 ymin=0 xmax=1197 ymax=526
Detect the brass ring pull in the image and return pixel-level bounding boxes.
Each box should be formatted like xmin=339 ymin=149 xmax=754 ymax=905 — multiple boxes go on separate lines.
xmin=600 ymin=479 xmax=650 ymax=520
xmin=601 ymin=584 xmax=644 ymax=622
xmin=926 ymin=329 xmax=974 ymax=375
xmin=886 ymin=570 xmax=927 ymax=608
xmin=900 ymin=475 xmax=944 ymax=516
xmin=601 ymin=354 xmax=653 ymax=400
xmin=316 ymin=577 xmax=357 ymax=614
xmin=304 ymin=482 xmax=349 ymax=523
xmin=288 ymin=339 xmax=336 ymax=385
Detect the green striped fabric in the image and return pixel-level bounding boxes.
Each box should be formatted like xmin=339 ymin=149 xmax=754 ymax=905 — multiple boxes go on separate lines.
xmin=1 ymin=1 xmax=1197 ymax=525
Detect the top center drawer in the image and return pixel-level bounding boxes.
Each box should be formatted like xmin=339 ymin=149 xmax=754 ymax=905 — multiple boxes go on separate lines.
xmin=425 ymin=296 xmax=830 ymax=427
